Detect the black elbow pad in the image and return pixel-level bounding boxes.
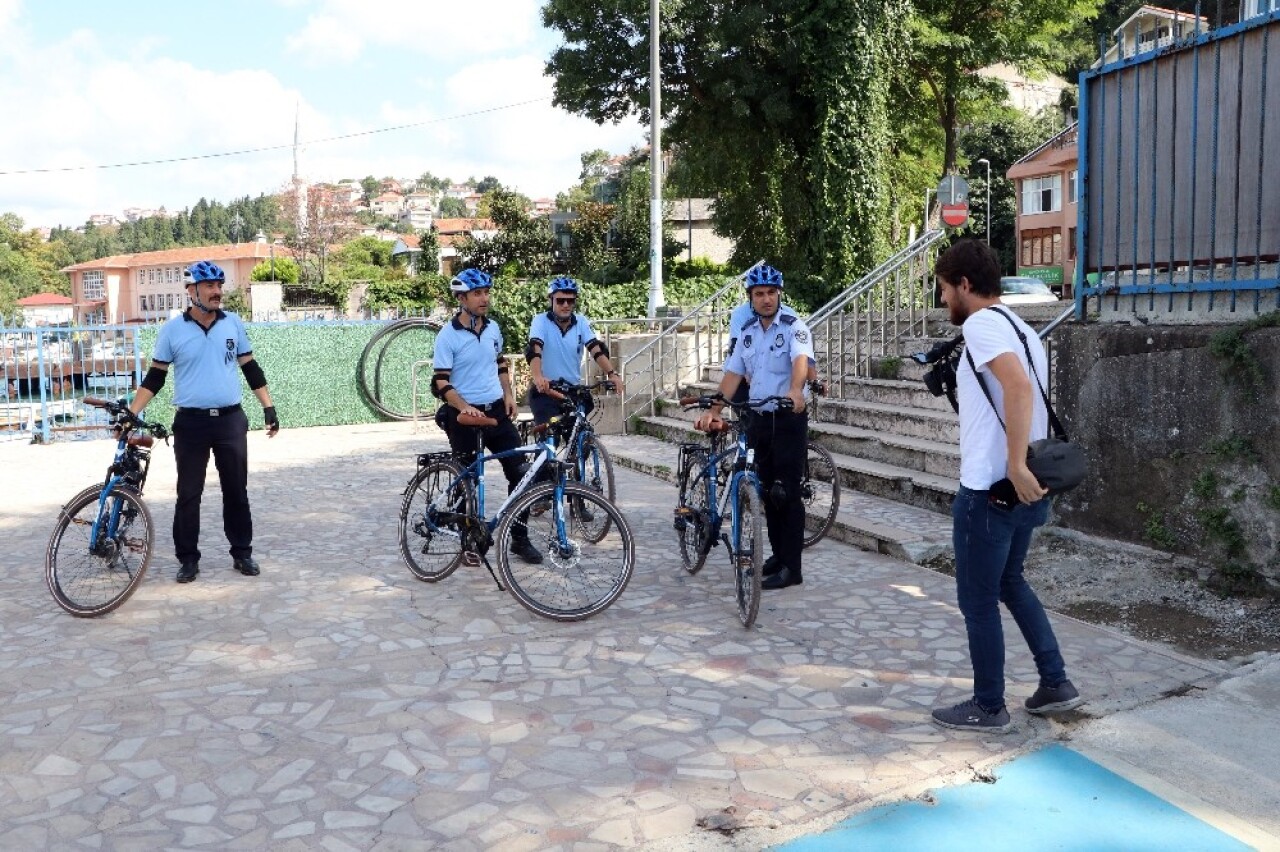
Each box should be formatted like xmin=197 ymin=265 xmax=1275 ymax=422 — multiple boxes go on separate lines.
xmin=240 ymin=359 xmax=268 ymax=390
xmin=726 ymin=338 xmax=737 ymax=358
xmin=587 ymin=339 xmax=609 ymax=359
xmin=140 ymin=365 xmax=168 ymax=394
xmin=524 ymin=339 xmax=543 ymax=364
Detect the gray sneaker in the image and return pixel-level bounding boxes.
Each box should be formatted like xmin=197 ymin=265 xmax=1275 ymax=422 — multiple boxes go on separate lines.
xmin=1025 ymin=680 xmax=1084 ymax=715
xmin=931 ymin=698 xmax=1014 ymax=733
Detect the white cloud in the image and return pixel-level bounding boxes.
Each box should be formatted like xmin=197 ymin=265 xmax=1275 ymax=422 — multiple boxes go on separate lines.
xmin=286 ymin=0 xmax=541 ymax=65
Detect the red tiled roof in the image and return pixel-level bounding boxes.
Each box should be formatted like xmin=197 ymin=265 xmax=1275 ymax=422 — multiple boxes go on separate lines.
xmin=434 ymin=218 xmax=494 ymax=234
xmin=398 ymin=234 xmax=421 ymax=248
xmin=61 ymin=242 xmax=295 ymax=273
xmin=17 ymin=293 xmax=74 ymax=306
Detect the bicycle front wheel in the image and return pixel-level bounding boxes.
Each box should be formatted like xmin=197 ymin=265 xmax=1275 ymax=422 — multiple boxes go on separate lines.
xmin=570 ymin=434 xmax=617 ymax=543
xmin=46 ymin=485 xmax=153 ymax=617
xmin=802 ymin=442 xmax=841 ymax=549
xmin=399 ymin=459 xmax=471 ymax=582
xmin=675 ymin=458 xmax=714 ymax=575
xmin=498 ymin=482 xmax=635 ymax=621
xmin=731 ymin=478 xmax=764 ymax=628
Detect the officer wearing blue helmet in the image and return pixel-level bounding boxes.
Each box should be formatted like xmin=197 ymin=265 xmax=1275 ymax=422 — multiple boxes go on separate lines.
xmin=127 ymin=260 xmax=279 ymax=584
xmin=525 ymin=276 xmax=623 ymax=425
xmin=431 ymin=268 xmax=543 ymax=564
xmin=696 ymin=263 xmax=813 ymax=590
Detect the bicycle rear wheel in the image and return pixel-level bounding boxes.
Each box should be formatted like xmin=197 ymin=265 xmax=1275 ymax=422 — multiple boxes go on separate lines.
xmin=731 ymin=478 xmax=764 ymax=628
xmin=498 ymin=482 xmax=635 ymax=621
xmin=802 ymin=441 xmax=841 ymax=549
xmin=46 ymin=485 xmax=153 ymax=617
xmin=399 ymin=459 xmax=471 ymax=582
xmin=570 ymin=433 xmax=617 ymax=543
xmin=675 ymin=459 xmax=714 ymax=575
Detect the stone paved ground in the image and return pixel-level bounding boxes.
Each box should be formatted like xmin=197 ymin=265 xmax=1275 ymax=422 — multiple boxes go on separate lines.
xmin=0 ymin=423 xmax=1227 ymax=850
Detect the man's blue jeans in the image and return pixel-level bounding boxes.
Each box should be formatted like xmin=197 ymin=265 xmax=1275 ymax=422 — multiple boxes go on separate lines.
xmin=952 ymin=486 xmax=1067 ymax=711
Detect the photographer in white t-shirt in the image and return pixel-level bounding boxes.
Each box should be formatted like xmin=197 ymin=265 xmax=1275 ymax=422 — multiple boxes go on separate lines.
xmin=929 ymin=239 xmax=1084 ymax=734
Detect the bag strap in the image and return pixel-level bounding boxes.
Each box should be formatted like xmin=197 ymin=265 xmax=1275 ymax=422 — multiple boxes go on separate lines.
xmin=965 ymin=307 xmax=1069 ymax=441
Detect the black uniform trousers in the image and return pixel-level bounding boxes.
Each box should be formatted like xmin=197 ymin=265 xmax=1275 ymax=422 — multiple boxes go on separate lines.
xmin=746 ymin=408 xmax=808 ymax=575
xmin=172 ymin=405 xmax=252 ymax=564
xmin=438 ymin=400 xmax=532 ymax=543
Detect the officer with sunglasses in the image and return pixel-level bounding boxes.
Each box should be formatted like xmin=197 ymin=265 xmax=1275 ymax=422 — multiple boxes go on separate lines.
xmin=525 ymin=277 xmax=623 ymax=426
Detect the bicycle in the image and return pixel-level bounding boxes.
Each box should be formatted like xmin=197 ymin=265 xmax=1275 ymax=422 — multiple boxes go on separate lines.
xmin=46 ymin=397 xmax=169 ymax=617
xmin=520 ymin=378 xmax=617 ymax=543
xmin=800 ymin=380 xmax=841 ymax=549
xmin=399 ymin=410 xmax=635 ymax=621
xmin=672 ymin=393 xmax=794 ymax=628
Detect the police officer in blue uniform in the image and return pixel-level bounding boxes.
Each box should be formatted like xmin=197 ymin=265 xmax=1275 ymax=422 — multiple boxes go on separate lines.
xmin=697 ymin=264 xmax=814 ymax=590
xmin=432 ymin=268 xmax=542 ymax=564
xmin=525 ymin=276 xmax=622 ymax=424
xmin=127 ymin=261 xmax=279 ymax=583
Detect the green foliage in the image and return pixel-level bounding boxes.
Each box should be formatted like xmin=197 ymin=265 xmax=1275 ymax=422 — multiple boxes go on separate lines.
xmin=543 ymin=0 xmax=908 ymax=283
xmin=457 ymin=188 xmax=557 ymax=277
xmin=1197 ymin=506 xmax=1246 ymax=558
xmin=1266 ymin=486 xmax=1280 ymax=512
xmin=222 ymin=289 xmax=250 ymax=316
xmin=1208 ymin=312 xmax=1280 ymax=394
xmin=250 ymin=256 xmax=301 ymax=284
xmin=1137 ymin=501 xmax=1177 ymax=550
xmin=1209 ymin=435 xmax=1258 ymax=462
xmin=439 ymin=197 xmax=468 ymax=218
xmin=1192 ymin=469 xmax=1219 ymax=501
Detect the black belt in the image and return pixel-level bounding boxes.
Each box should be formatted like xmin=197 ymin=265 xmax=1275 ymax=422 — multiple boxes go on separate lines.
xmin=178 ymin=404 xmax=242 ymax=416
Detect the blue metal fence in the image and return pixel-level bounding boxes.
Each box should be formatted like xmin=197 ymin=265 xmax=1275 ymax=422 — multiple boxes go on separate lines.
xmin=1076 ymin=9 xmax=1280 ymax=318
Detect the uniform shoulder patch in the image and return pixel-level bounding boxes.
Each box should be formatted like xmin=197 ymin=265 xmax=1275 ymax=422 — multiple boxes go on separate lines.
xmin=780 ymin=314 xmax=797 ymax=325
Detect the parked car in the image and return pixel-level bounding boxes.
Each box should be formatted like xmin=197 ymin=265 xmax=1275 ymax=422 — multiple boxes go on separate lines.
xmin=999 ymin=276 xmax=1059 ymax=305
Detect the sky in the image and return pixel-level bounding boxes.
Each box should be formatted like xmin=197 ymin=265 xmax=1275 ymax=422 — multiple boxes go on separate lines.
xmin=0 ymin=0 xmax=645 ymax=231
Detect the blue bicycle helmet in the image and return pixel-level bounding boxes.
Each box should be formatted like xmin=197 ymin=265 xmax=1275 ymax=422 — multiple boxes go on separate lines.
xmin=744 ymin=263 xmax=783 ymax=290
xmin=450 ymin=268 xmax=494 ymax=293
xmin=547 ymin=276 xmax=579 ymax=297
xmin=184 ymin=261 xmax=226 ymax=285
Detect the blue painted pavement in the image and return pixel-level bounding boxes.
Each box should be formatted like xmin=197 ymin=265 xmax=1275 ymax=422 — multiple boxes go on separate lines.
xmin=777 ymin=744 xmax=1252 ymax=852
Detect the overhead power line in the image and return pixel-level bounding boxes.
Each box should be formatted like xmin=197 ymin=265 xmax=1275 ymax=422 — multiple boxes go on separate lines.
xmin=0 ymin=97 xmax=550 ymax=177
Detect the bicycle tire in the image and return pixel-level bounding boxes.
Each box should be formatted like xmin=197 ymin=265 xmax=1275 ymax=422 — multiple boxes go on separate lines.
xmin=675 ymin=457 xmax=713 ymax=575
xmin=399 ymin=459 xmax=471 ymax=582
xmin=732 ymin=478 xmax=764 ymax=629
xmin=801 ymin=441 xmax=841 ymax=549
xmin=356 ymin=317 xmax=443 ymax=421
xmin=570 ymin=433 xmax=617 ymax=543
xmin=46 ymin=485 xmax=153 ymax=617
xmin=497 ymin=482 xmax=635 ymax=621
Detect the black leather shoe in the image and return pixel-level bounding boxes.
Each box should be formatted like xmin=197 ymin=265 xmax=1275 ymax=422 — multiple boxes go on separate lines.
xmin=509 ymin=539 xmax=544 ymax=564
xmin=762 ymin=565 xmax=802 ymax=590
xmin=177 ymin=562 xmax=199 ymax=583
xmin=763 ymin=554 xmax=784 ymax=576
xmin=233 ymin=557 xmax=261 ymax=576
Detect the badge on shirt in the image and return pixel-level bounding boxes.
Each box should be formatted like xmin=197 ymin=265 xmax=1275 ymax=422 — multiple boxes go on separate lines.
xmin=224 ymin=338 xmax=236 ymax=365
xmin=774 ymin=333 xmax=784 ymax=349
xmin=743 ymin=334 xmax=753 ymax=349
xmin=795 ymin=330 xmax=808 ymax=343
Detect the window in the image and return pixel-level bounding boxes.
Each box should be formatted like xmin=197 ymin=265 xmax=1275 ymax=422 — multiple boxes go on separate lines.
xmin=1021 ymin=175 xmax=1062 ymax=215
xmin=82 ymin=271 xmax=104 ymax=301
xmin=1068 ymin=227 xmax=1077 ymax=260
xmin=1068 ymin=170 xmax=1078 ymax=203
xmin=1020 ymin=228 xmax=1062 ymax=266
xmin=140 ymin=296 xmax=147 ymax=314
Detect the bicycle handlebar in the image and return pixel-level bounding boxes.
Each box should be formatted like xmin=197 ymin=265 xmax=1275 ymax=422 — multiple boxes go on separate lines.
xmin=681 ymin=394 xmax=796 ymax=413
xmin=82 ymin=396 xmax=169 ymax=440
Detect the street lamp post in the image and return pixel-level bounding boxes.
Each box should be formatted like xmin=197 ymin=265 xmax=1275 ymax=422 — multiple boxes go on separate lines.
xmin=923 ymin=188 xmax=934 ymax=230
xmin=976 ymin=158 xmax=991 ymax=244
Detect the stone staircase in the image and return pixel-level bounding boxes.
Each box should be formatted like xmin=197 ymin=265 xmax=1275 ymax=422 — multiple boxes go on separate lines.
xmin=604 ymin=303 xmax=1072 ymax=563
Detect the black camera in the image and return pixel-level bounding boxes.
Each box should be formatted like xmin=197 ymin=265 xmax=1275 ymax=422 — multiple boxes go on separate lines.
xmin=910 ymin=334 xmax=964 ymax=411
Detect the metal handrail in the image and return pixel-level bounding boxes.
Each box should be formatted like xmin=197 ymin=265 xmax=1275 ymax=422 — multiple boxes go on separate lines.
xmin=619 ymin=262 xmax=764 ymax=429
xmin=809 ymin=230 xmax=947 ymax=326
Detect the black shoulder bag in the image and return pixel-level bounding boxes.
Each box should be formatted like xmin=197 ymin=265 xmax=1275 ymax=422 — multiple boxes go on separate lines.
xmin=965 ymin=307 xmax=1087 ymax=495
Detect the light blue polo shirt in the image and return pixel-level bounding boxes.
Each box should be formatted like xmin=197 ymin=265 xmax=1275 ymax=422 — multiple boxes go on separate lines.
xmin=152 ymin=310 xmax=252 ymax=408
xmin=724 ymin=314 xmax=815 ymax=410
xmin=528 ymin=311 xmax=596 ymax=384
xmin=433 ymin=313 xmax=505 ymax=404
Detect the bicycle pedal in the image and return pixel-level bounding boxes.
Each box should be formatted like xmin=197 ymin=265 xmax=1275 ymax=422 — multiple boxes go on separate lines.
xmin=462 ymin=552 xmax=481 ymax=567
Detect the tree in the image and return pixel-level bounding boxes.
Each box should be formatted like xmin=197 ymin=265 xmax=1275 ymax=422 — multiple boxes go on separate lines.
xmin=416 ymin=227 xmax=441 ymax=277
xmin=475 ymin=176 xmax=503 ymax=194
xmin=250 ymin=256 xmax=301 ymax=284
xmin=543 ymin=0 xmax=908 ymax=288
xmin=278 ymin=184 xmax=354 ymax=291
xmin=360 ymin=176 xmax=380 ymax=205
xmin=457 ymin=188 xmax=556 ymax=277
xmin=439 ymin=197 xmax=468 ymax=218
xmin=905 ymin=0 xmax=1100 ymax=177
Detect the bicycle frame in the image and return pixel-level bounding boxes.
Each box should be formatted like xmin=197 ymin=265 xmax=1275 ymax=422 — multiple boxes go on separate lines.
xmin=700 ymin=424 xmax=762 ymax=560
xmin=89 ymin=432 xmax=151 ymax=552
